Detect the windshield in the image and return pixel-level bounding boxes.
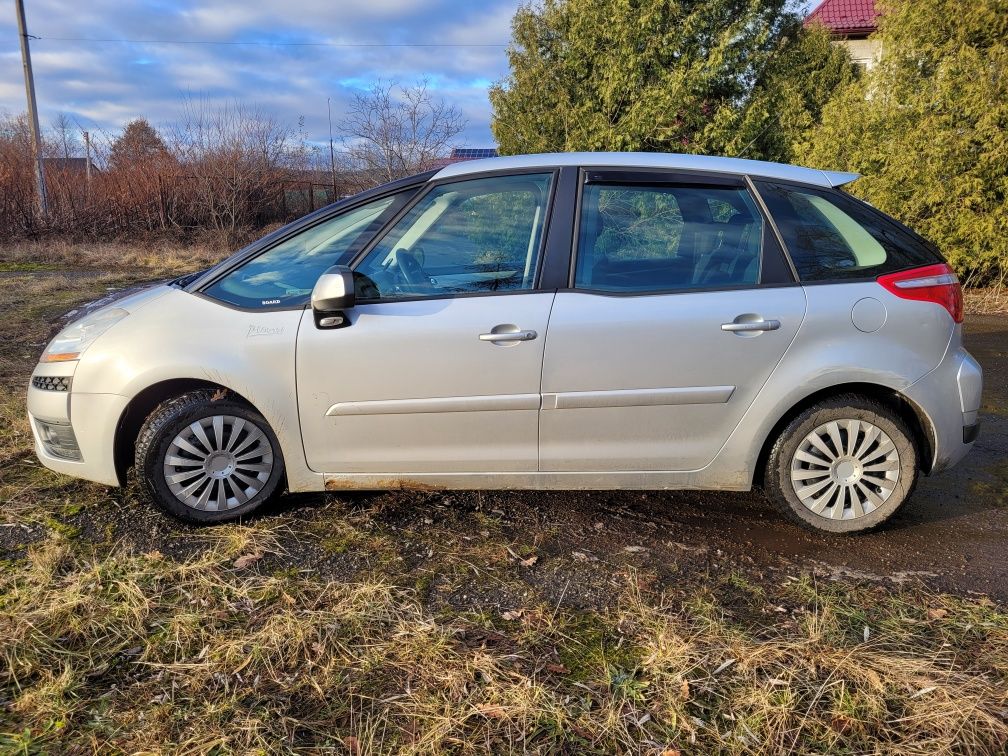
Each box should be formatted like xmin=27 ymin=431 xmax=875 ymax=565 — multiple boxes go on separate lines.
xmin=203 ymin=193 xmax=407 ymax=309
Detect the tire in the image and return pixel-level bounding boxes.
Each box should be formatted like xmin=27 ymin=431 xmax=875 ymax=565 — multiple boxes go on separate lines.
xmin=764 ymin=395 xmax=918 ymax=534
xmin=134 ymin=390 xmax=286 ymax=524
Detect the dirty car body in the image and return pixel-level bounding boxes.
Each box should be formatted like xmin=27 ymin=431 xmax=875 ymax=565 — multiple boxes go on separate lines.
xmin=28 ymin=153 xmax=982 ymax=533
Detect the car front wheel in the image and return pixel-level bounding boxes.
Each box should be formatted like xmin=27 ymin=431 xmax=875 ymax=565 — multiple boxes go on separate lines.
xmin=764 ymin=395 xmax=918 ymax=534
xmin=135 ymin=390 xmax=285 ymax=523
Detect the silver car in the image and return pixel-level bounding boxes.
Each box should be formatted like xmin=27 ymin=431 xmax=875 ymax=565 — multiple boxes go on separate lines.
xmin=28 ymin=153 xmax=982 ymax=533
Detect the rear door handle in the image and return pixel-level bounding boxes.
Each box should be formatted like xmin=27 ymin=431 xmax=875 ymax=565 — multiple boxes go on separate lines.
xmin=479 ymin=329 xmax=538 ymax=342
xmin=721 ymin=319 xmax=780 ymax=333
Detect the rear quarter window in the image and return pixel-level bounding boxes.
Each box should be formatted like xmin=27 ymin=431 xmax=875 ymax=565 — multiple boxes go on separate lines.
xmin=755 ymin=181 xmax=941 ymax=282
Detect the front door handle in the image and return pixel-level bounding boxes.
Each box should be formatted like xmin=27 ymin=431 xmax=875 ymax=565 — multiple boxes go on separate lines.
xmin=479 ymin=327 xmax=538 ymax=343
xmin=721 ymin=318 xmax=781 ymax=333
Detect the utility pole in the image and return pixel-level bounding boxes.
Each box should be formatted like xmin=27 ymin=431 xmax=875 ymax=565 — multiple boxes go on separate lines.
xmin=15 ymin=0 xmax=49 ymax=220
xmin=83 ymin=130 xmax=92 ymax=201
xmin=327 ymin=96 xmax=338 ymax=200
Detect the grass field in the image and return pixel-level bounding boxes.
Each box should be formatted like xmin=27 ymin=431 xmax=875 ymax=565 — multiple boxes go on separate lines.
xmin=1 ymin=244 xmax=1006 ymax=753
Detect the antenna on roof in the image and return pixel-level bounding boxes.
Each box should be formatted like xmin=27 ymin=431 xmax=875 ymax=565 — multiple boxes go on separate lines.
xmin=733 ymin=114 xmax=779 ymax=159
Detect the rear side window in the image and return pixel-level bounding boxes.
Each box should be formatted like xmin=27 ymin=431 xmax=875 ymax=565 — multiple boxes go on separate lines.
xmin=574 ymin=183 xmax=763 ymax=293
xmin=755 ymin=182 xmax=940 ymax=282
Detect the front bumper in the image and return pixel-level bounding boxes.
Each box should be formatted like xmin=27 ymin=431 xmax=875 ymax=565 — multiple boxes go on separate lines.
xmin=28 ymin=362 xmax=126 ymax=486
xmin=903 ymin=345 xmax=983 ymax=474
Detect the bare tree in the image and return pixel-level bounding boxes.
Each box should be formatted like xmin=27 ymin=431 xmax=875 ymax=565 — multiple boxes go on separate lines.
xmin=50 ymin=113 xmax=79 ymax=159
xmin=338 ymin=80 xmax=467 ymax=185
xmin=168 ymin=97 xmax=311 ymax=242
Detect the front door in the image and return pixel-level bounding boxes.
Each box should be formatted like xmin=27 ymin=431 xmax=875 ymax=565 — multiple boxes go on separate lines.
xmin=297 ymin=171 xmax=557 ymax=474
xmin=540 ymin=173 xmax=807 ymax=472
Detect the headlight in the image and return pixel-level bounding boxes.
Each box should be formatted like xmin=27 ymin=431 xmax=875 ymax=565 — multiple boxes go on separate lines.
xmin=40 ymin=307 xmax=128 ymax=363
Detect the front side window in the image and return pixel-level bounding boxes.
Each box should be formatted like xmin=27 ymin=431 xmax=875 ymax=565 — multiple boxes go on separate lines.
xmin=574 ymin=182 xmax=763 ymax=293
xmin=755 ymin=182 xmax=941 ymax=282
xmin=354 ymin=173 xmax=553 ymax=301
xmin=204 ymin=192 xmax=408 ymax=308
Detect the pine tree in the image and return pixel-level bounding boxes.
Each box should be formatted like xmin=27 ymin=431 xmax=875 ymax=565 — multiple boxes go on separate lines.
xmin=798 ymin=0 xmax=1008 ymax=281
xmin=489 ymin=0 xmax=855 ymax=162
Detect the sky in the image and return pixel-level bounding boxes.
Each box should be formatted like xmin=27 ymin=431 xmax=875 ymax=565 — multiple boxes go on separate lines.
xmin=1 ymin=0 xmax=821 ymax=152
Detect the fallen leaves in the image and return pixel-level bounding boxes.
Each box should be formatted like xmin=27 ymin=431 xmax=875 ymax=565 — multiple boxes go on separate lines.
xmin=475 ymin=703 xmax=507 ymax=719
xmin=505 ymin=545 xmax=538 ymax=567
xmin=233 ymin=552 xmax=263 ymax=570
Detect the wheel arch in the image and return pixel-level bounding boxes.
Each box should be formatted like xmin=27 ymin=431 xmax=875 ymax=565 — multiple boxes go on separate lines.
xmin=752 ymin=381 xmax=936 ymax=489
xmin=113 ymin=378 xmax=263 ymax=485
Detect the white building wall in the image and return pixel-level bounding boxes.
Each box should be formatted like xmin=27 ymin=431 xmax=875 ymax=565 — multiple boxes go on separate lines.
xmin=838 ymin=37 xmax=883 ymax=70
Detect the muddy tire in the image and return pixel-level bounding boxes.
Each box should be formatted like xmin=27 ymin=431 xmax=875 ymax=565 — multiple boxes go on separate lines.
xmin=135 ymin=390 xmax=285 ymax=524
xmin=764 ymin=395 xmax=918 ymax=534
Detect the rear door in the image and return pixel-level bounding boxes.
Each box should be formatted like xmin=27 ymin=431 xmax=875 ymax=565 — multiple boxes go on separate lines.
xmin=539 ymin=170 xmax=807 ymax=472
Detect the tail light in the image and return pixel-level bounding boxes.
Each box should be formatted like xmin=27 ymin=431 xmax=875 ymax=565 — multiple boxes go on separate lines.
xmin=877 ymin=264 xmax=963 ymax=323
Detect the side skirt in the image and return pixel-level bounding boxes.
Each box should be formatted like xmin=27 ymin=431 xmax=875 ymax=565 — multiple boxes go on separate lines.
xmin=321 ymin=470 xmax=752 ymax=493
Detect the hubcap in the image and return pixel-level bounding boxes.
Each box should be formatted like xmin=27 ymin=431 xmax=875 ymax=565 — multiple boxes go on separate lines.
xmin=790 ymin=419 xmax=900 ymax=520
xmin=163 ymin=415 xmax=273 ymax=511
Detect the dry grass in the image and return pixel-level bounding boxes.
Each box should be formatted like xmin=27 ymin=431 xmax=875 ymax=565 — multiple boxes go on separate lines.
xmin=0 ymin=239 xmax=226 ymax=277
xmin=966 ymin=285 xmax=1008 ymax=315
xmin=1 ymin=538 xmax=1006 ymax=753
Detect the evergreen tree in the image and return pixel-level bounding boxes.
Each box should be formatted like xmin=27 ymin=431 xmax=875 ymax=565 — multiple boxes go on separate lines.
xmin=489 ymin=0 xmax=855 ymax=162
xmin=109 ymin=118 xmax=170 ymax=170
xmin=798 ymin=0 xmax=1008 ymax=280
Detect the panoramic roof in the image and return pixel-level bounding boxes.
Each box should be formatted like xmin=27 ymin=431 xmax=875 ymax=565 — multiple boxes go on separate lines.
xmin=433 ymin=152 xmax=860 ymax=188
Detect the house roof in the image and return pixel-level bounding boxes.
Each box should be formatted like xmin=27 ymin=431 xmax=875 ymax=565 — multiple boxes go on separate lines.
xmin=42 ymin=157 xmax=98 ymax=173
xmin=805 ymin=0 xmax=879 ymax=37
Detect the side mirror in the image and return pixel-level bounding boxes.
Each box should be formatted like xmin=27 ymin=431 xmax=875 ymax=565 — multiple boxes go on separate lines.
xmin=311 ymin=265 xmax=355 ymax=328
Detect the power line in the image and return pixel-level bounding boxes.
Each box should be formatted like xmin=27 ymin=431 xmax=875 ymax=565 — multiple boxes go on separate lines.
xmin=36 ymin=35 xmax=509 ymax=48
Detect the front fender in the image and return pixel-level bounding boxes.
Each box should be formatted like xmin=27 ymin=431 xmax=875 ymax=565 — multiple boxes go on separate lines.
xmin=72 ymin=289 xmax=322 ymax=492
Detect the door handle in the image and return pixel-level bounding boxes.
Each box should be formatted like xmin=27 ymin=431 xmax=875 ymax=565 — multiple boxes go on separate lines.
xmin=721 ymin=319 xmax=780 ymax=333
xmin=479 ymin=329 xmax=538 ymax=343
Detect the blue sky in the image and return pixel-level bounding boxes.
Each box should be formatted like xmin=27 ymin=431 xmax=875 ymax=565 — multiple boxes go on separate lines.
xmin=1 ymin=1 xmax=819 ymax=150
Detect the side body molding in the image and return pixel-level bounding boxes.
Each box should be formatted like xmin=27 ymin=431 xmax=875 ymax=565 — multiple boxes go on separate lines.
xmin=327 ymin=386 xmax=736 ymax=417
xmin=326 ymin=394 xmax=540 ymax=417
xmin=542 ymin=386 xmax=736 ymax=410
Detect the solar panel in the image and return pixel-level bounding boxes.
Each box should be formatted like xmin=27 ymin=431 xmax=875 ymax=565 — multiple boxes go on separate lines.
xmin=450 ymin=148 xmax=498 ymax=159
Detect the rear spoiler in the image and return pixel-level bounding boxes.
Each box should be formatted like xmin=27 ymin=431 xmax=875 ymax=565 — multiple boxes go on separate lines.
xmin=822 ymin=170 xmax=860 ymax=188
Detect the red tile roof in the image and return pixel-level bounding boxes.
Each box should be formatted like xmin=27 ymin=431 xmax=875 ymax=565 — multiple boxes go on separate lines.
xmin=805 ymin=0 xmax=880 ymax=37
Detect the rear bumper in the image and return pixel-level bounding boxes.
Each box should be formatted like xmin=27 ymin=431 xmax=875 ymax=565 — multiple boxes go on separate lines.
xmin=903 ymin=345 xmax=983 ymax=474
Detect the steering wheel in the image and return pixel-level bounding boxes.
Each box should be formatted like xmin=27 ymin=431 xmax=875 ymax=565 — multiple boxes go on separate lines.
xmin=395 ymin=247 xmax=430 ymax=291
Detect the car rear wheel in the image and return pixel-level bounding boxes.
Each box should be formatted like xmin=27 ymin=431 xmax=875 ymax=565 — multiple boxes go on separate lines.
xmin=135 ymin=390 xmax=285 ymax=523
xmin=764 ymin=395 xmax=918 ymax=534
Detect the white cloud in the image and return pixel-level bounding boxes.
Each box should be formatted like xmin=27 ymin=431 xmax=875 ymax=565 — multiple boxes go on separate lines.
xmin=0 ymin=0 xmax=518 ymax=146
